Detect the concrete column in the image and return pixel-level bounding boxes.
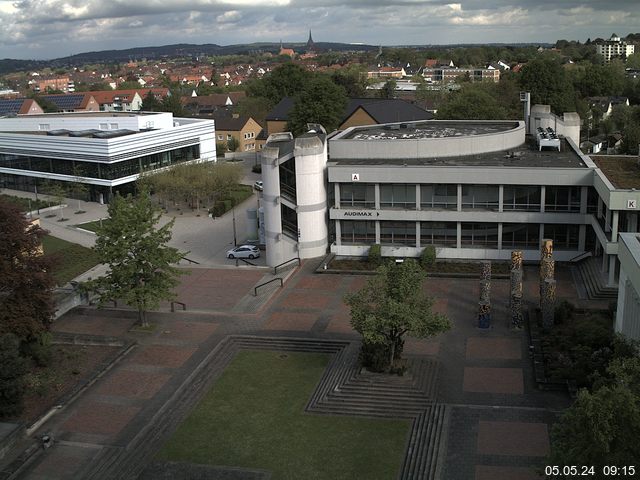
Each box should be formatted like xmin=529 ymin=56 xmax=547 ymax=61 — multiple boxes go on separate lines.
xmin=456 ymin=222 xmax=462 ymax=249
xmin=580 ymin=186 xmax=588 ymax=214
xmin=605 ymin=208 xmax=611 ymax=233
xmin=539 ymin=223 xmax=545 ymax=248
xmin=334 ymin=183 xmax=340 ymax=209
xmin=457 ymin=184 xmax=462 ymax=212
xmin=415 ymin=221 xmax=421 ymax=248
xmin=602 ymin=252 xmax=608 ymax=273
xmin=335 ymin=220 xmax=341 ymax=246
xmin=612 ymin=211 xmax=619 ymax=242
xmin=375 ymin=220 xmax=380 ymax=244
xmin=497 ymin=223 xmax=503 ymax=250
xmin=498 ymin=185 xmax=504 ymax=213
xmin=540 ymin=185 xmax=546 ymax=213
xmin=578 ymin=224 xmax=586 ymax=251
xmin=415 ymin=184 xmax=421 ymax=211
xmin=608 ymin=255 xmax=617 ymax=287
xmin=597 ymin=197 xmax=603 ymax=219
xmin=374 ymin=184 xmax=380 ymax=210
xmin=629 ymin=213 xmax=638 ymax=232
xmin=615 ymin=269 xmax=628 ymax=333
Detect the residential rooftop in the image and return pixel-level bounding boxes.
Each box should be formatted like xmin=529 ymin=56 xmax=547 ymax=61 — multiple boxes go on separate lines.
xmin=592 ymin=156 xmax=640 ymax=189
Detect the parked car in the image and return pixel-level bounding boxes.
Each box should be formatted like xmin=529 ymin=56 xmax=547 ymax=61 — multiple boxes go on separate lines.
xmin=254 ymin=180 xmax=263 ymax=191
xmin=227 ymin=245 xmax=260 ymax=259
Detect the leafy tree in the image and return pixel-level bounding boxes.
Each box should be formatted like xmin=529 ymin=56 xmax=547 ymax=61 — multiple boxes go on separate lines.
xmin=331 ymin=67 xmax=367 ymax=97
xmin=627 ymin=53 xmax=640 ymax=70
xmin=246 ymin=63 xmax=311 ymax=105
xmin=117 ymin=80 xmax=141 ymax=90
xmin=437 ymin=85 xmax=510 ymax=120
xmin=160 ymin=91 xmax=185 ymax=117
xmin=140 ymin=90 xmax=162 ymax=111
xmin=0 ymin=199 xmax=54 ymax=342
xmin=226 ymin=136 xmax=240 ymax=152
xmin=344 ymin=259 xmax=451 ymax=369
xmin=550 ymin=356 xmax=640 ymax=470
xmin=287 ymin=75 xmax=348 ymax=135
xmin=235 ymin=96 xmax=272 ymax=127
xmin=69 ymin=166 xmax=89 ymax=213
xmin=47 ymin=182 xmax=68 ymax=220
xmin=378 ymin=79 xmax=397 ymax=99
xmin=0 ymin=334 xmax=27 ymax=418
xmin=216 ymin=141 xmax=227 ymax=156
xmin=519 ymin=57 xmax=576 ymax=113
xmin=85 ymin=191 xmax=186 ymax=327
xmin=28 ymin=94 xmax=59 ymax=113
xmin=622 ymin=123 xmax=640 ymax=155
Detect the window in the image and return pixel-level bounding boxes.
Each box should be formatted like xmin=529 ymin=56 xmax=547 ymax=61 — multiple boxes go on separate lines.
xmin=420 ymin=222 xmax=457 ymax=246
xmin=281 ymin=204 xmax=298 ymax=240
xmin=340 ymin=184 xmax=375 ymax=208
xmin=380 ymin=184 xmax=416 ymax=209
xmin=421 ymin=184 xmax=457 ymax=210
xmin=380 ymin=221 xmax=416 ymax=245
xmin=503 ymin=186 xmax=541 ymax=211
xmin=545 ymin=186 xmax=581 ymax=212
xmin=461 ymin=223 xmax=499 ymax=248
xmin=110 ymin=123 xmax=119 ymax=130
xmin=227 ymin=134 xmax=232 ymax=141
xmin=217 ymin=134 xmax=223 ymax=140
xmin=341 ymin=220 xmax=376 ymax=244
xmin=38 ymin=124 xmax=50 ymax=131
xmin=461 ymin=185 xmax=499 ymax=210
xmin=279 ymin=158 xmax=296 ymax=202
xmin=544 ymin=224 xmax=579 ymax=250
xmin=502 ymin=223 xmax=539 ymax=249
xmin=99 ymin=123 xmax=108 ymax=130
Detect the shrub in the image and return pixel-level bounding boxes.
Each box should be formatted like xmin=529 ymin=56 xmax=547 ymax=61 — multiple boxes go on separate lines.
xmin=554 ymin=300 xmax=576 ymax=324
xmin=251 ymin=164 xmax=262 ymax=174
xmin=209 ymin=201 xmax=226 ymax=218
xmin=22 ymin=332 xmax=53 ymax=367
xmin=0 ymin=334 xmax=27 ymax=418
xmin=368 ymin=244 xmax=382 ymax=268
xmin=420 ymin=245 xmax=436 ymax=269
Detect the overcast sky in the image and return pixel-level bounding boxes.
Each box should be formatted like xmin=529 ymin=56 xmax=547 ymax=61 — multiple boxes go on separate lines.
xmin=0 ymin=0 xmax=638 ymax=60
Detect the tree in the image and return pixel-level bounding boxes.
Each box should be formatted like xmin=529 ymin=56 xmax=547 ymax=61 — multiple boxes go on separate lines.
xmin=550 ymin=356 xmax=640 ymax=468
xmin=437 ymin=86 xmax=510 ymax=120
xmin=246 ymin=63 xmax=311 ymax=105
xmin=86 ymin=191 xmax=186 ymax=327
xmin=287 ymin=75 xmax=348 ymax=135
xmin=0 ymin=334 xmax=27 ymax=418
xmin=519 ymin=57 xmax=576 ymax=113
xmin=69 ymin=166 xmax=89 ymax=213
xmin=378 ymin=79 xmax=397 ymax=99
xmin=344 ymin=259 xmax=451 ymax=370
xmin=0 ymin=199 xmax=54 ymax=342
xmin=160 ymin=91 xmax=185 ymax=117
xmin=226 ymin=136 xmax=240 ymax=152
xmin=47 ymin=182 xmax=68 ymax=220
xmin=140 ymin=90 xmax=162 ymax=111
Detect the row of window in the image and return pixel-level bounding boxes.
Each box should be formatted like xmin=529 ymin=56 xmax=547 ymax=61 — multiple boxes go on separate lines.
xmin=0 ymin=145 xmax=199 ymax=181
xmin=340 ymin=221 xmax=580 ymax=250
xmin=339 ymin=184 xmax=592 ymax=212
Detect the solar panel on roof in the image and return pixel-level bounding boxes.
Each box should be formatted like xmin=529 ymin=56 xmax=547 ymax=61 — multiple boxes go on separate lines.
xmin=0 ymin=99 xmax=24 ymax=115
xmin=42 ymin=94 xmax=85 ymax=109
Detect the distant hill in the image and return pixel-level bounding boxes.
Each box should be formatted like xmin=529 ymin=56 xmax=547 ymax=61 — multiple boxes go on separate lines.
xmin=0 ymin=42 xmax=380 ymax=74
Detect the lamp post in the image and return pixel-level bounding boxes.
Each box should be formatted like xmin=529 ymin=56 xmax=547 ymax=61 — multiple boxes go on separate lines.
xmin=232 ymin=203 xmax=237 ymax=247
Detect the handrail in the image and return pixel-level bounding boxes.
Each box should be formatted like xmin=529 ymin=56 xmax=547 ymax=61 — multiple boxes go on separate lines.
xmin=171 ymin=301 xmax=186 ymax=312
xmin=254 ymin=277 xmax=283 ymax=296
xmin=569 ymin=251 xmax=592 ymax=263
xmin=274 ymin=257 xmax=300 ymax=275
xmin=236 ymin=258 xmax=256 ymax=266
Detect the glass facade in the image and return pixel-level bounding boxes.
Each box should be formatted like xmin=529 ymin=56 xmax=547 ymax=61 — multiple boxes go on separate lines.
xmin=502 ymin=223 xmax=539 ymax=249
xmin=461 ymin=185 xmax=499 ymax=211
xmin=503 ymin=186 xmax=541 ymax=211
xmin=461 ymin=223 xmax=499 ymax=248
xmin=544 ymin=224 xmax=579 ymax=250
xmin=341 ymin=220 xmax=376 ymax=244
xmin=421 ymin=184 xmax=457 ymax=210
xmin=340 ymin=183 xmax=375 ymax=208
xmin=380 ymin=184 xmax=416 ymax=209
xmin=0 ymin=144 xmax=199 ymax=181
xmin=380 ymin=221 xmax=416 ymax=245
xmin=420 ymin=221 xmax=457 ymax=246
xmin=545 ymin=186 xmax=581 ymax=212
xmin=279 ymin=159 xmax=296 ymax=202
xmin=281 ymin=204 xmax=298 ymax=240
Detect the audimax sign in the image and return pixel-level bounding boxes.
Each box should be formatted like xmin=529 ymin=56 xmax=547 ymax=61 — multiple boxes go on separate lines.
xmin=342 ymin=210 xmax=380 ymax=217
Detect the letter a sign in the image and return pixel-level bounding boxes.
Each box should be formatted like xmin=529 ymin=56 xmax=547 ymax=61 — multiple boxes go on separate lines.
xmin=351 ymin=173 xmax=360 ymax=181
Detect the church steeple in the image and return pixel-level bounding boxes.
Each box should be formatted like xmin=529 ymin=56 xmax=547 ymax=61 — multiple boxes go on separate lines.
xmin=306 ymin=29 xmax=316 ymax=53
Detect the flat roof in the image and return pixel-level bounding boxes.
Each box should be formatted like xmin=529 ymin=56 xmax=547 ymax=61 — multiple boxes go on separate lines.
xmin=8 ymin=112 xmax=158 ymax=118
xmin=342 ymin=121 xmax=519 ymax=140
xmin=591 ymin=155 xmax=640 ymax=189
xmin=330 ymin=137 xmax=586 ymax=168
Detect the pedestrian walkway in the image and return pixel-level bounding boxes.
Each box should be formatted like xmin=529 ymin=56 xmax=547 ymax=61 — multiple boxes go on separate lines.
xmin=10 ymin=259 xmax=597 ymax=480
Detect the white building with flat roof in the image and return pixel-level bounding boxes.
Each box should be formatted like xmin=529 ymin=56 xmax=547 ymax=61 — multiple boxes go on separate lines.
xmin=596 ymin=34 xmax=635 ymax=63
xmin=0 ymin=112 xmax=215 ymax=202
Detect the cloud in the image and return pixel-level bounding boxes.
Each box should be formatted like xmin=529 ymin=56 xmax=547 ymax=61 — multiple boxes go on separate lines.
xmin=0 ymin=0 xmax=638 ymax=59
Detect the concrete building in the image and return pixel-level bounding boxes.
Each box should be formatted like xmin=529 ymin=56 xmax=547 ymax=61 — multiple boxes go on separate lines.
xmin=259 ymin=107 xmax=640 ymax=293
xmin=596 ymin=34 xmax=635 ymax=63
xmin=616 ymin=233 xmax=640 ymax=340
xmin=0 ymin=112 xmax=216 ymax=203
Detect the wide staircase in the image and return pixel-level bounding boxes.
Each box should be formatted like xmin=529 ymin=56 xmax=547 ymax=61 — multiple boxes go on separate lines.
xmin=574 ymin=257 xmax=618 ymax=300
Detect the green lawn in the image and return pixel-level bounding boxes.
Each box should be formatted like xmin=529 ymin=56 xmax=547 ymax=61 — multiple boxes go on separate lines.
xmin=41 ymin=235 xmax=101 ymax=285
xmin=158 ymin=350 xmax=410 ymax=480
xmin=75 ymin=219 xmax=110 ymax=232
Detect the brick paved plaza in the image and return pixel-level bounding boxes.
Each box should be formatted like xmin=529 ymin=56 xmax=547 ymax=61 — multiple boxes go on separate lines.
xmin=15 ymin=262 xmax=597 ymax=480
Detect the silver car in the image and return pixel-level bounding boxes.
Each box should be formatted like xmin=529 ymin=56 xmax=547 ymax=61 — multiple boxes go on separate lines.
xmin=227 ymin=245 xmax=260 ymax=259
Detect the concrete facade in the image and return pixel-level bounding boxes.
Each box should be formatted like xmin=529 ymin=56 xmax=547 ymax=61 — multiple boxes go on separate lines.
xmin=616 ymin=233 xmax=640 ymax=340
